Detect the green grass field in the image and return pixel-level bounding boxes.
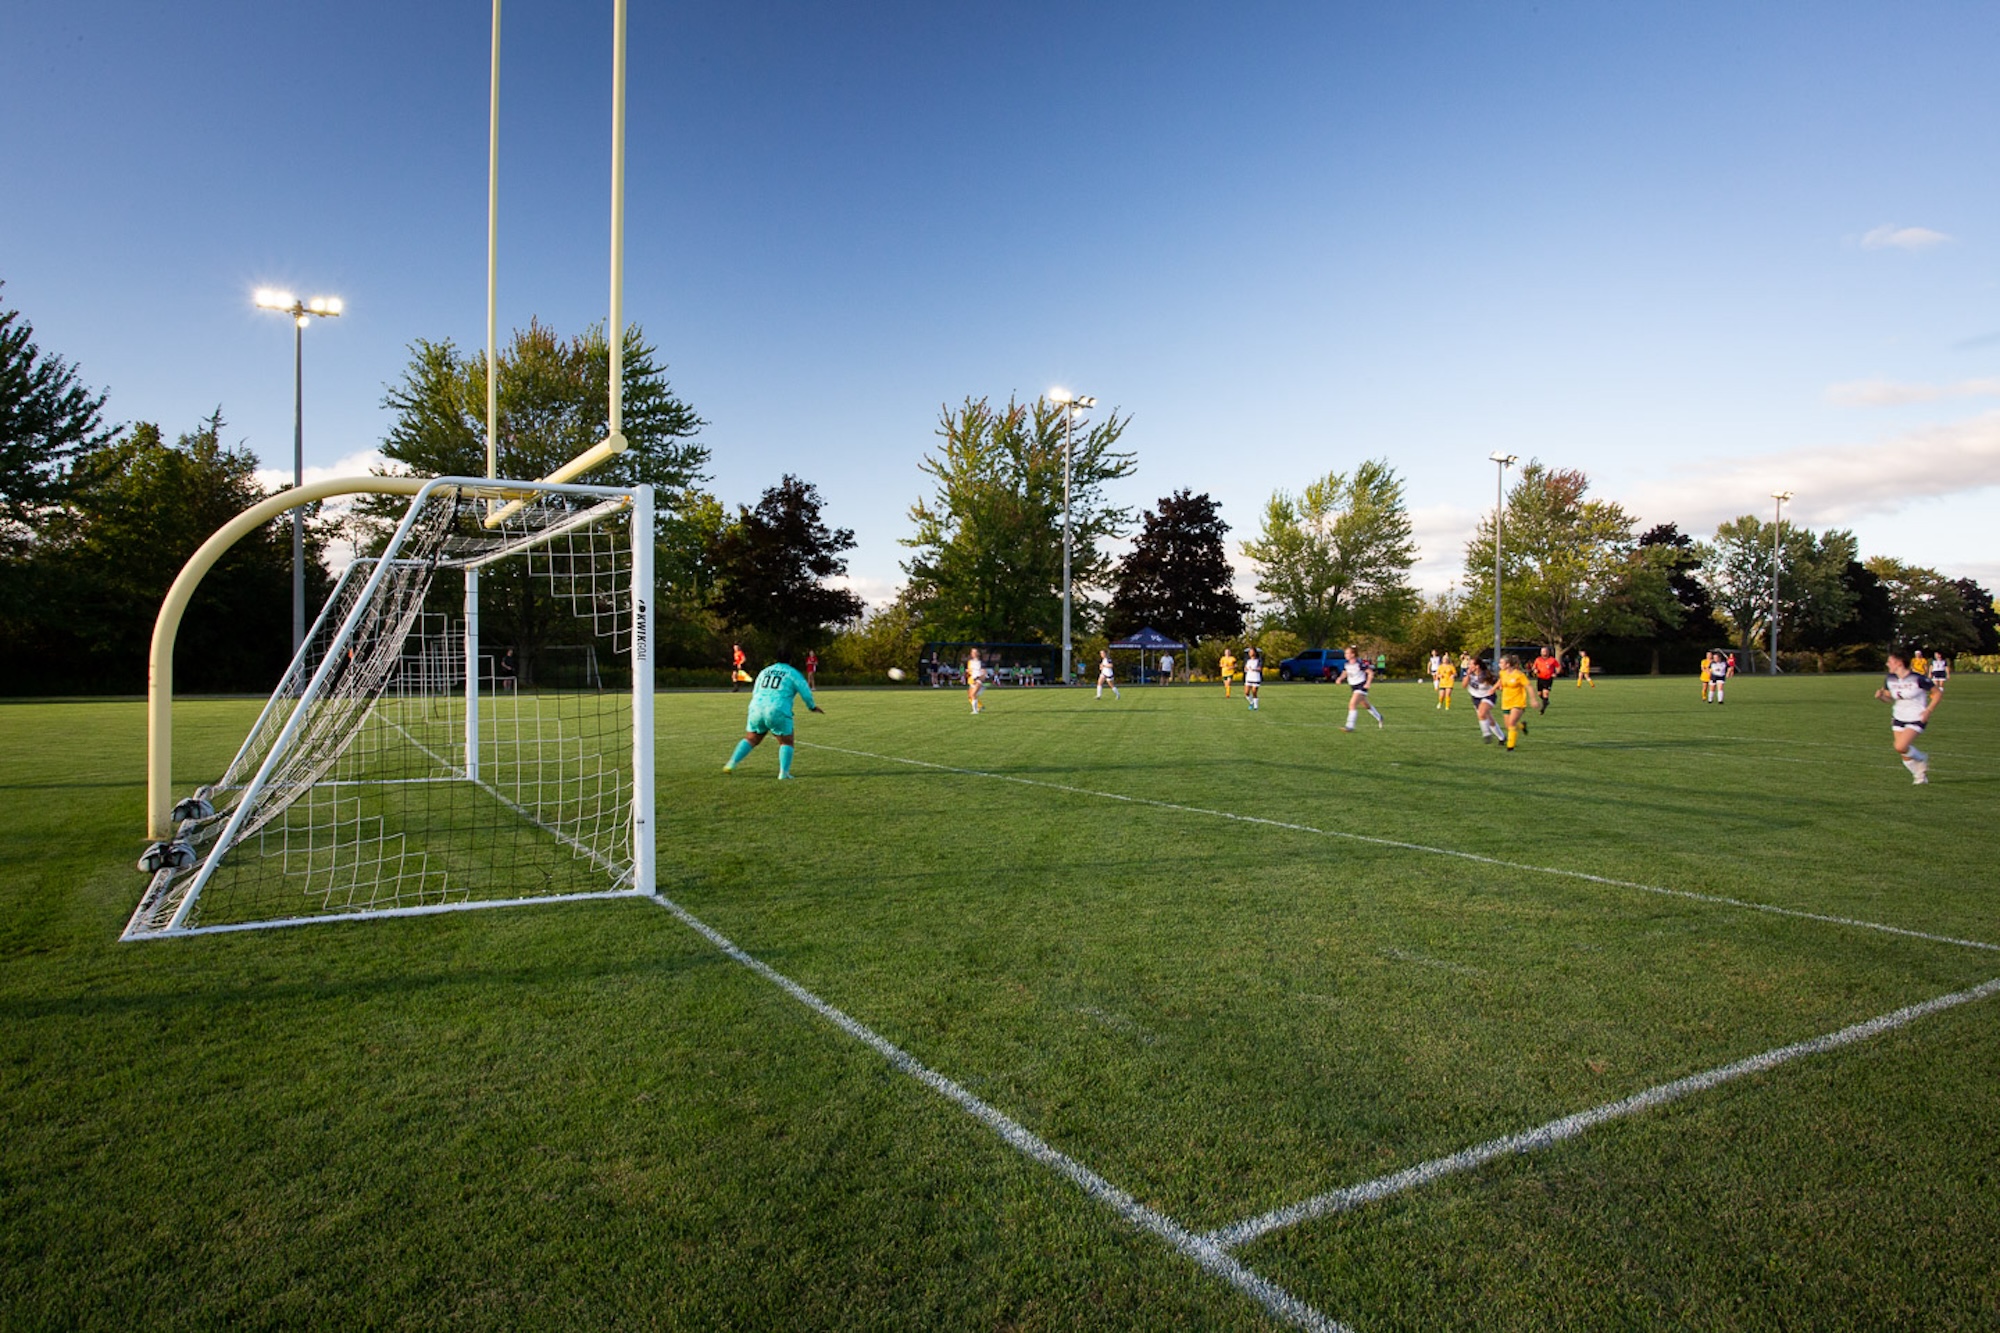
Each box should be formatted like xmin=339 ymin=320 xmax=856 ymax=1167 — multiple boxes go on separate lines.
xmin=4 ymin=674 xmax=1997 ymax=1330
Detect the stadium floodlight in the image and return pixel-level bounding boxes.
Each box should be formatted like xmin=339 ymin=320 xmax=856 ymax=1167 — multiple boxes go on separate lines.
xmin=1769 ymin=490 xmax=1793 ymax=676
xmin=1489 ymin=454 xmax=1518 ymax=673
xmin=1053 ymin=389 xmax=1097 ymax=685
xmin=255 ymin=288 xmax=344 ymax=652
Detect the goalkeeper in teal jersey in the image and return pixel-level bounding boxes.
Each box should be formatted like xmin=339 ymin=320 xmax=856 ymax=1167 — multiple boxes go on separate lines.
xmin=723 ymin=654 xmax=824 ymax=779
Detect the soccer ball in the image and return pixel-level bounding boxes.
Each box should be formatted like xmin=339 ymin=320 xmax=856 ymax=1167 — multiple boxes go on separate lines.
xmin=887 ymin=667 xmax=907 ymax=681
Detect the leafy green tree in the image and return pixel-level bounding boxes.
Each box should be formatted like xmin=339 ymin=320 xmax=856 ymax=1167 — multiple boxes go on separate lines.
xmin=1587 ymin=523 xmax=1721 ymax=674
xmin=1105 ymin=489 xmax=1247 ymax=642
xmin=710 ymin=475 xmax=865 ymax=656
xmin=1696 ymin=517 xmax=1856 ymax=658
xmin=0 ymin=412 xmax=323 ymax=693
xmin=1401 ymin=589 xmax=1488 ymax=660
xmin=824 ymin=590 xmax=927 ymax=676
xmin=653 ymin=486 xmax=730 ymax=667
xmin=1951 ymin=578 xmax=1999 ymax=653
xmin=0 ymin=281 xmax=116 ymax=532
xmin=1461 ymin=463 xmax=1658 ymax=662
xmin=372 ymin=319 xmax=710 ymax=676
xmin=1865 ymin=558 xmax=1983 ymax=654
xmin=1242 ymin=460 xmax=1416 ymax=647
xmin=377 ymin=319 xmax=706 ymax=490
xmin=902 ymin=396 xmax=1135 ymax=642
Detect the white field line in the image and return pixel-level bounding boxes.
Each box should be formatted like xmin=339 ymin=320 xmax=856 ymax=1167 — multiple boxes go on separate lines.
xmin=641 ymin=892 xmax=1347 ymax=1333
xmin=1205 ymin=975 xmax=2000 ymax=1251
xmin=804 ymin=743 xmax=1999 ymax=955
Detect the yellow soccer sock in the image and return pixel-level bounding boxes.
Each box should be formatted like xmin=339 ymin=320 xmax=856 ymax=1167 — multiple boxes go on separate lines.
xmin=1506 ymin=725 xmax=1518 ymax=749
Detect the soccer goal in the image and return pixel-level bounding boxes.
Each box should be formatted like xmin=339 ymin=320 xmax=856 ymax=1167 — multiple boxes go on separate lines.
xmin=125 ymin=477 xmax=654 ymax=939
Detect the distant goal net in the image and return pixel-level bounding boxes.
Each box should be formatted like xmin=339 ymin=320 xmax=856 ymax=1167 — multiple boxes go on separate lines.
xmin=126 ymin=478 xmax=654 ymax=939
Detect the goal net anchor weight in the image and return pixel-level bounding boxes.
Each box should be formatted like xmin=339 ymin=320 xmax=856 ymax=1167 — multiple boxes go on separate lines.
xmin=130 ymin=475 xmax=655 ymax=940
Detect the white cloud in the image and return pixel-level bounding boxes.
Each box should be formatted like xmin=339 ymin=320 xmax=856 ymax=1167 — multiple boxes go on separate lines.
xmin=1827 ymin=377 xmax=2000 ymax=407
xmin=1408 ymin=503 xmax=1481 ymax=595
xmin=1630 ymin=408 xmax=2000 ymax=532
xmin=827 ymin=573 xmax=902 ymax=612
xmin=253 ymin=450 xmax=392 ymax=574
xmin=1860 ymin=224 xmax=1952 ymax=251
xmin=251 ymin=448 xmax=392 ymax=495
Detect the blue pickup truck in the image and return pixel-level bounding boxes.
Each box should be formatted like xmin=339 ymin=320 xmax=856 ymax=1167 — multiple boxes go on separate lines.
xmin=1277 ymin=648 xmax=1348 ymax=681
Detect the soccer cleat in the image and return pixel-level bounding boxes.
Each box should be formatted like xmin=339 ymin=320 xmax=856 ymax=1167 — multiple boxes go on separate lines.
xmin=1912 ymin=760 xmax=1929 ymax=784
xmin=723 ymin=762 xmax=736 ymax=772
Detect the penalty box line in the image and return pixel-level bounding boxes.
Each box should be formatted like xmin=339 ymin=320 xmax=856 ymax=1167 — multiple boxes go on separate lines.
xmin=803 ymin=743 xmax=1999 ymax=956
xmin=1206 ymin=974 xmax=2000 ymax=1250
xmin=640 ymin=891 xmax=1348 ymax=1333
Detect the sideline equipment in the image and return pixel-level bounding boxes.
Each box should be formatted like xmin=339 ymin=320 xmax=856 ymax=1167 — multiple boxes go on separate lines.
xmin=126 ymin=477 xmax=654 ymax=939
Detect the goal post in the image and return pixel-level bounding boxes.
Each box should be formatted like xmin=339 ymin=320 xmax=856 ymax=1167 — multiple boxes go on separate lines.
xmin=128 ymin=476 xmax=655 ymax=940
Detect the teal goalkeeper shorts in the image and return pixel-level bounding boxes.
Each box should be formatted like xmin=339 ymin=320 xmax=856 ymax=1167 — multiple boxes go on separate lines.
xmin=745 ymin=701 xmax=796 ymax=737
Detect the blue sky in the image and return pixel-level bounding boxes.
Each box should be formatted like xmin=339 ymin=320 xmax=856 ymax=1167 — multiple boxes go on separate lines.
xmin=5 ymin=1 xmax=1998 ymax=603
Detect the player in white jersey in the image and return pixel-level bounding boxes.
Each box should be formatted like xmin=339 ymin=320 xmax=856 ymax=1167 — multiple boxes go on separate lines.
xmin=1341 ymin=645 xmax=1383 ymax=731
xmin=1706 ymin=651 xmax=1730 ymax=704
xmin=1465 ymin=659 xmax=1501 ymax=742
xmin=1876 ymin=648 xmax=1941 ymax=783
xmin=1243 ymin=647 xmax=1263 ymax=710
xmin=1096 ymin=649 xmax=1121 ymax=700
xmin=966 ymin=649 xmax=987 ymax=714
xmin=1930 ymin=654 xmax=1951 ymax=688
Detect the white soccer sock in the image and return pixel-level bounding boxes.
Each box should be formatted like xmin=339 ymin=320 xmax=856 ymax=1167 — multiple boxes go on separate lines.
xmin=1369 ymin=706 xmax=1383 ymax=722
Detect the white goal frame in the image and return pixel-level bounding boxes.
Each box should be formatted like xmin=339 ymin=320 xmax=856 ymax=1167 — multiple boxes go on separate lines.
xmin=125 ymin=476 xmax=654 ymax=940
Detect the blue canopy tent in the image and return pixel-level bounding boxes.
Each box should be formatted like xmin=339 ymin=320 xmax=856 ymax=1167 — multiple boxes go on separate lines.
xmin=1107 ymin=626 xmax=1186 ymax=684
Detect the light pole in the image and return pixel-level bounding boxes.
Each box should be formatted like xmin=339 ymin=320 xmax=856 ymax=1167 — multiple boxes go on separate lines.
xmin=254 ymin=288 xmax=343 ymax=653
xmin=1489 ymin=453 xmax=1518 ymax=673
xmin=1050 ymin=388 xmax=1095 ymax=685
xmin=1769 ymin=490 xmax=1792 ymax=676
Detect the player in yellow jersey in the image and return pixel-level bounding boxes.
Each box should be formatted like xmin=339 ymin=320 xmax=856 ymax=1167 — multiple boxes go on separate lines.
xmin=1218 ymin=649 xmax=1238 ymax=698
xmin=1435 ymin=654 xmax=1456 ymax=709
xmin=1498 ymin=654 xmax=1532 ymax=750
xmin=1575 ymin=650 xmax=1594 ymax=688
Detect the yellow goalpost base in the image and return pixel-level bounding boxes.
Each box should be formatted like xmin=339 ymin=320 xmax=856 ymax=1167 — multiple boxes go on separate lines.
xmin=146 ymin=476 xmax=427 ymax=840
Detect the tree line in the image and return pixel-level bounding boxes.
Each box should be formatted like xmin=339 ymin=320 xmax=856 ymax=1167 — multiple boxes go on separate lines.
xmin=3 ymin=276 xmax=1993 ymax=695
xmin=0 ymin=288 xmax=863 ymax=694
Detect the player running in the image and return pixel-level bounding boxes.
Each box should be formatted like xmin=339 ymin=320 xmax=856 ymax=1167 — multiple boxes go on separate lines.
xmin=1465 ymin=658 xmax=1500 ymax=742
xmin=723 ymin=654 xmax=824 ymax=780
xmin=1575 ymin=650 xmax=1594 ymax=688
xmin=1342 ymin=645 xmax=1384 ymax=731
xmin=1876 ymin=648 xmax=1942 ymax=784
xmin=1218 ymin=647 xmax=1238 ymax=698
xmin=1498 ymin=654 xmax=1533 ymax=750
xmin=1706 ymin=651 xmax=1729 ymax=704
xmin=967 ymin=649 xmax=988 ymax=713
xmin=1096 ymin=649 xmax=1121 ymax=700
xmin=1435 ymin=652 xmax=1456 ymax=709
xmin=1243 ymin=647 xmax=1262 ymax=710
xmin=1931 ymin=653 xmax=1951 ymax=689
xmin=1531 ymin=647 xmax=1559 ymax=713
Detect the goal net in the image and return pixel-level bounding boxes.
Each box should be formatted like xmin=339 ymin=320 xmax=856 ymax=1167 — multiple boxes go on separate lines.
xmin=126 ymin=478 xmax=654 ymax=939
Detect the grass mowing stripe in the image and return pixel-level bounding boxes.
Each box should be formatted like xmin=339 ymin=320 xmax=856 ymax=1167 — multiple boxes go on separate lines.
xmin=639 ymin=891 xmax=1349 ymax=1333
xmin=805 ymin=742 xmax=2000 ymax=955
xmin=1205 ymin=975 xmax=2000 ymax=1251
